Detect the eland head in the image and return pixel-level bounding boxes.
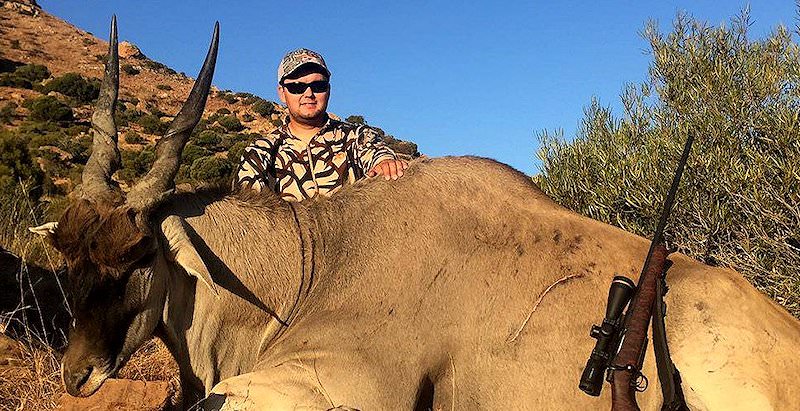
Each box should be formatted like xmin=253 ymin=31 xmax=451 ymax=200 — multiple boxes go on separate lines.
xmin=30 ymin=16 xmax=219 ymax=397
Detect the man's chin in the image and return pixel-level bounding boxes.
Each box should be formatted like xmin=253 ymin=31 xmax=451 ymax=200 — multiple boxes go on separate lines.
xmin=292 ymin=111 xmax=327 ymax=125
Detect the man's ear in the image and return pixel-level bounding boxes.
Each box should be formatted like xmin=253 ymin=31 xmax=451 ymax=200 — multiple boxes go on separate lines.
xmin=277 ymin=84 xmax=287 ymax=105
xmin=160 ymin=215 xmax=219 ymax=296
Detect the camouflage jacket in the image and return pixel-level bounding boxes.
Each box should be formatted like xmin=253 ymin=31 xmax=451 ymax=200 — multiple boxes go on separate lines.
xmin=236 ymin=117 xmax=397 ymax=202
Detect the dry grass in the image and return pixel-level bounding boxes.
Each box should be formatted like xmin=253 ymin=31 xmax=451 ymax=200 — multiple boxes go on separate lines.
xmin=0 ymin=336 xmax=180 ymax=411
xmin=0 ymin=182 xmax=180 ymax=410
xmin=0 ymin=338 xmax=62 ymax=411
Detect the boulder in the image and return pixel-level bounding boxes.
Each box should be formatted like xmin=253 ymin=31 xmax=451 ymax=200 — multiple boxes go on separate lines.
xmin=2 ymin=0 xmax=40 ymax=16
xmin=57 ymin=379 xmax=171 ymax=411
xmin=119 ymin=41 xmax=143 ymax=59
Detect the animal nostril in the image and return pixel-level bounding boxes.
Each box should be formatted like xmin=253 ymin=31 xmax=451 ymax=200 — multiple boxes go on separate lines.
xmin=74 ymin=366 xmax=93 ymax=389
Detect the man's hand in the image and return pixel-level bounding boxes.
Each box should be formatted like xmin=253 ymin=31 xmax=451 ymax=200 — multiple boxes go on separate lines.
xmin=367 ymin=159 xmax=409 ymax=180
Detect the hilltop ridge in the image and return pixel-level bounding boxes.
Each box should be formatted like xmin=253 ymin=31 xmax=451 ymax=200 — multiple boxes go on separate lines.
xmin=0 ymin=1 xmax=418 ymax=199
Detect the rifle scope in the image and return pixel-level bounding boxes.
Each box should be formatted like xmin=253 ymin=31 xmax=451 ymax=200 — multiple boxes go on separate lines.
xmin=579 ymin=275 xmax=636 ymax=396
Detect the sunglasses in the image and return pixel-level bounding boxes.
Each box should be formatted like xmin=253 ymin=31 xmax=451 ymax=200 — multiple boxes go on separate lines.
xmin=281 ymin=80 xmax=330 ymax=94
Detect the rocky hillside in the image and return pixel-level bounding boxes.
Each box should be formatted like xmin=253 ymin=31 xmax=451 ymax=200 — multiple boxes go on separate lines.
xmin=0 ymin=0 xmax=418 ymax=208
xmin=0 ymin=2 xmax=420 ymax=409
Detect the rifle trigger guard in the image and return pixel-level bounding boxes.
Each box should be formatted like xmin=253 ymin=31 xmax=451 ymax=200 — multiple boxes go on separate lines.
xmin=608 ymin=364 xmax=649 ymax=392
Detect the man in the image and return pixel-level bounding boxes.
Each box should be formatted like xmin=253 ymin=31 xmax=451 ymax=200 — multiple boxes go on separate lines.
xmin=236 ymin=48 xmax=408 ymax=201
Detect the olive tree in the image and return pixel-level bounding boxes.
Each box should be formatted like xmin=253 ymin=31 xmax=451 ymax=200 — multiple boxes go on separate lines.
xmin=535 ymin=10 xmax=800 ymax=316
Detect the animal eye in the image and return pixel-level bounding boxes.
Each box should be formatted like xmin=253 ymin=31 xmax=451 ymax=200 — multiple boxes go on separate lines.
xmin=132 ymin=250 xmax=157 ymax=268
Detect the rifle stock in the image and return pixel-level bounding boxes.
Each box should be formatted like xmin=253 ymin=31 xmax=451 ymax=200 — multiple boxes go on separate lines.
xmin=609 ymin=244 xmax=670 ymax=411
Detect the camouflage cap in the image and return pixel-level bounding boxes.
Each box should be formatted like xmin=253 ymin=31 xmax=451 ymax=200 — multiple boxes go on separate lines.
xmin=277 ymin=48 xmax=330 ymax=82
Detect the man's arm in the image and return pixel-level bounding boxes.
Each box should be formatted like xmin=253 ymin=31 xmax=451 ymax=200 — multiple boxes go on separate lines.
xmin=352 ymin=126 xmax=408 ymax=180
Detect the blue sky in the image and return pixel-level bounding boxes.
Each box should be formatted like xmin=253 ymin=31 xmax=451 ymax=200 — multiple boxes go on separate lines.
xmin=39 ymin=1 xmax=797 ymax=175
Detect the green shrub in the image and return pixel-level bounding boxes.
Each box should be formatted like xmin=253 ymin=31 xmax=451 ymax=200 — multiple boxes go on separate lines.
xmin=123 ymin=131 xmax=144 ymax=144
xmin=219 ymin=133 xmax=249 ymax=151
xmin=58 ymin=133 xmax=92 ymax=164
xmin=0 ymin=64 xmax=50 ymax=89
xmin=175 ymin=164 xmax=192 ymax=184
xmin=387 ymin=138 xmax=419 ymax=157
xmin=26 ymin=132 xmax=61 ymax=152
xmin=0 ymin=130 xmax=43 ymax=187
xmin=535 ymin=11 xmax=800 ymax=317
xmin=227 ymin=140 xmax=249 ymax=163
xmin=43 ymin=73 xmax=100 ymax=104
xmin=238 ymin=93 xmax=260 ymax=105
xmin=190 ymin=156 xmax=233 ymax=183
xmin=0 ymin=103 xmax=17 ymax=124
xmin=217 ymin=92 xmax=238 ymax=104
xmin=15 ymin=64 xmax=50 ymax=83
xmin=18 ymin=120 xmax=59 ymax=134
xmin=206 ymin=112 xmax=221 ymax=124
xmin=23 ymin=96 xmax=73 ymax=122
xmin=121 ymin=64 xmax=140 ymax=76
xmin=119 ymin=149 xmax=155 ymax=182
xmin=10 ymin=40 xmax=20 ymax=50
xmin=0 ymin=73 xmax=32 ymax=89
xmin=117 ymin=106 xmax=143 ymax=125
xmin=218 ymin=115 xmax=243 ymax=132
xmin=138 ymin=114 xmax=168 ymax=134
xmin=64 ymin=124 xmax=89 ymax=136
xmin=216 ymin=108 xmax=231 ymax=115
xmin=0 ymin=59 xmax=19 ymax=74
xmin=181 ymin=143 xmax=211 ymax=165
xmin=144 ymin=59 xmax=177 ymax=75
xmin=156 ymin=84 xmax=172 ymax=91
xmin=346 ymin=115 xmax=366 ymax=125
xmin=145 ymin=104 xmax=166 ymax=118
xmin=252 ymin=99 xmax=275 ymax=117
xmin=242 ymin=113 xmax=254 ymax=123
xmin=235 ymin=92 xmax=256 ymax=99
xmin=193 ymin=118 xmax=209 ymax=135
xmin=194 ymin=130 xmax=221 ymax=149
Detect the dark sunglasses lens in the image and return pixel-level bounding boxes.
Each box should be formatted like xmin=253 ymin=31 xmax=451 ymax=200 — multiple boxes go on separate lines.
xmin=284 ymin=83 xmax=307 ymax=94
xmin=284 ymin=81 xmax=329 ymax=94
xmin=309 ymin=81 xmax=329 ymax=93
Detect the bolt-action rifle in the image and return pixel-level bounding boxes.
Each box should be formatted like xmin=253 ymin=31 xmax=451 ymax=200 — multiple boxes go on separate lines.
xmin=579 ymin=132 xmax=694 ymax=411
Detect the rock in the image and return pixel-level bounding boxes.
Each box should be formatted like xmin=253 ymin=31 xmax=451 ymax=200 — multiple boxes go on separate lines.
xmin=57 ymin=379 xmax=171 ymax=411
xmin=0 ymin=333 xmax=24 ymax=366
xmin=119 ymin=41 xmax=143 ymax=59
xmin=2 ymin=0 xmax=40 ymax=16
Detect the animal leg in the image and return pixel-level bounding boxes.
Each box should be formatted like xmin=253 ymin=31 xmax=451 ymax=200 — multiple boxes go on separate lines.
xmin=197 ymin=372 xmax=330 ymax=410
xmin=196 ymin=366 xmax=363 ymax=411
xmin=424 ymin=355 xmax=458 ymax=411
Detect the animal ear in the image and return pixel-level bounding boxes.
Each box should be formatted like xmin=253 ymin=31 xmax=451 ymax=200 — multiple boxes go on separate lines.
xmin=29 ymin=222 xmax=58 ymax=242
xmin=160 ymin=216 xmax=220 ymax=297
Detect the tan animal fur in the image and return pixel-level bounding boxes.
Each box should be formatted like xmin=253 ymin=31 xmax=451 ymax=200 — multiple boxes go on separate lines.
xmin=39 ymin=17 xmax=800 ymax=410
xmin=130 ymin=156 xmax=798 ymax=409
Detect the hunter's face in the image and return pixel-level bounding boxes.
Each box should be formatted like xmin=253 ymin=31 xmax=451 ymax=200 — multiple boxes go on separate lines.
xmin=278 ymin=71 xmax=330 ymax=126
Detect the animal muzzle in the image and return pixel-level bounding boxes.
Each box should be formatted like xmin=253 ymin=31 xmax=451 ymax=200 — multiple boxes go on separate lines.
xmin=62 ymin=353 xmax=115 ymax=397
